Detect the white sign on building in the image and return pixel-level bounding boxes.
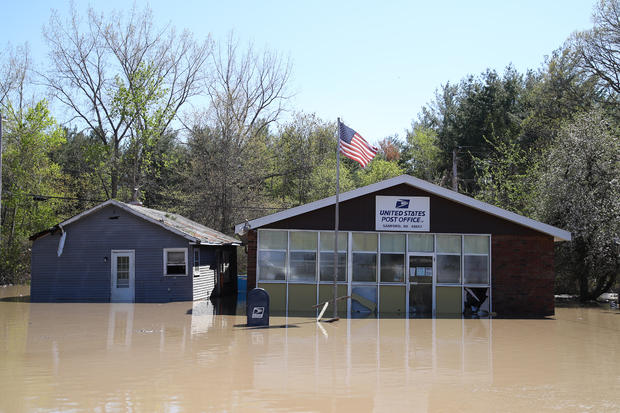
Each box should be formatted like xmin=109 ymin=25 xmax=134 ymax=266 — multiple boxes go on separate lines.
xmin=375 ymin=196 xmax=430 ymax=232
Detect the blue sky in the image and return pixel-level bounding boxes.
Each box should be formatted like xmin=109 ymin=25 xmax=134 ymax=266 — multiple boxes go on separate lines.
xmin=1 ymin=0 xmax=596 ymax=143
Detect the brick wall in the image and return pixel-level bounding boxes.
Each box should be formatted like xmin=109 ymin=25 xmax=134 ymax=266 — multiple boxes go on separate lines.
xmin=492 ymin=235 xmax=555 ymax=317
xmin=247 ymin=230 xmax=257 ymax=291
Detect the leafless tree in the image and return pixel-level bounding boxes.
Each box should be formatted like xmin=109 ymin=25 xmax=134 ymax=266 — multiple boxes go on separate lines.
xmin=187 ymin=35 xmax=292 ymax=233
xmin=42 ymin=5 xmax=212 ymax=199
xmin=0 ymin=44 xmax=33 ymax=118
xmin=572 ymin=0 xmax=620 ymax=96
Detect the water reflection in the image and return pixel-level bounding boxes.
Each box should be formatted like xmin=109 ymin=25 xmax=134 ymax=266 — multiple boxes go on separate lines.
xmin=2 ymin=286 xmax=620 ymax=411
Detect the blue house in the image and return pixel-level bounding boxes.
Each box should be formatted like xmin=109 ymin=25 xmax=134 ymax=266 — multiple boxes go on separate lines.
xmin=29 ymin=200 xmax=240 ymax=302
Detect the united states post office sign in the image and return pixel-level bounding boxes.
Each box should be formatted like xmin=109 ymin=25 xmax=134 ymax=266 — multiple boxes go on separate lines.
xmin=375 ymin=196 xmax=430 ymax=232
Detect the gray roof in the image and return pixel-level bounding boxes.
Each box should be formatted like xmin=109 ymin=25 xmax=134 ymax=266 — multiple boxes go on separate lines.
xmin=124 ymin=202 xmax=240 ymax=245
xmin=31 ymin=199 xmax=240 ymax=245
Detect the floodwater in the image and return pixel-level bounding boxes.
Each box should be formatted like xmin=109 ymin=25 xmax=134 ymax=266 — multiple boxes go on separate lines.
xmin=2 ymin=286 xmax=620 ymax=412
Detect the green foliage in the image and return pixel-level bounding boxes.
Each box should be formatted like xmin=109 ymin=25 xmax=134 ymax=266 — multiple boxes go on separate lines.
xmin=536 ymin=109 xmax=619 ymax=300
xmin=356 ymin=159 xmax=405 ymax=187
xmin=401 ymin=126 xmax=443 ymax=183
xmin=1 ymin=101 xmax=66 ymax=283
xmin=418 ymin=66 xmax=529 ymax=192
xmin=472 ymin=137 xmax=539 ymax=216
xmin=269 ymin=113 xmax=336 ymax=205
xmin=305 ymin=157 xmax=356 ymax=202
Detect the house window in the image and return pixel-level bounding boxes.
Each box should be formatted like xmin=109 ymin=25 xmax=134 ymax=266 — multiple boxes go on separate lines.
xmin=164 ymin=248 xmax=188 ymax=276
xmin=193 ymin=248 xmax=200 ymax=277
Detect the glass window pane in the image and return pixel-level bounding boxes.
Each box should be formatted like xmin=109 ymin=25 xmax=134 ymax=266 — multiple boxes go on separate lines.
xmin=409 ymin=256 xmax=433 ymax=283
xmin=351 ymin=286 xmax=377 ymax=315
xmin=352 ymin=233 xmax=377 ymax=252
xmin=319 ymin=232 xmax=347 ymax=251
xmin=290 ymin=231 xmax=317 ymax=250
xmin=320 ymin=252 xmax=347 ymax=281
xmin=464 ymin=255 xmax=489 ymax=284
xmin=289 ymin=251 xmax=316 ymax=282
xmin=167 ymin=265 xmax=186 ymax=274
xmin=437 ymin=254 xmax=461 ymax=283
xmin=436 ymin=235 xmax=461 ymax=253
xmin=408 ymin=234 xmax=434 ymax=252
xmin=380 ymin=234 xmax=405 ymax=252
xmin=380 ymin=254 xmax=405 ymax=282
xmin=258 ymin=230 xmax=287 ymax=250
xmin=258 ymin=250 xmax=286 ymax=280
xmin=167 ymin=251 xmax=185 ymax=265
xmin=352 ymin=253 xmax=377 ymax=282
xmin=464 ymin=235 xmax=489 ymax=254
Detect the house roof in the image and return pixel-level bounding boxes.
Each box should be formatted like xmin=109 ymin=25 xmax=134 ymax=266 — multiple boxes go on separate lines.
xmin=234 ymin=174 xmax=571 ymax=242
xmin=31 ymin=200 xmax=241 ymax=245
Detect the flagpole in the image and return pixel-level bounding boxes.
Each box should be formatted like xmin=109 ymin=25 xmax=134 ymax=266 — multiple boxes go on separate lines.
xmin=333 ymin=118 xmax=341 ymax=319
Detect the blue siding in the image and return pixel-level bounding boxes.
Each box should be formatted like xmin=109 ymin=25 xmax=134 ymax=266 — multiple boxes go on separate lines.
xmin=31 ymin=205 xmax=193 ymax=302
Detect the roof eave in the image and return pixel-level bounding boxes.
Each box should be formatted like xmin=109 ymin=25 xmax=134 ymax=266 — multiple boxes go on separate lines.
xmin=234 ymin=174 xmax=572 ymax=241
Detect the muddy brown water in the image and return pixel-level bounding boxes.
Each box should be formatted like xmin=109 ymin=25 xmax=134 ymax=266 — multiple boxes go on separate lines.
xmin=2 ymin=286 xmax=620 ymax=412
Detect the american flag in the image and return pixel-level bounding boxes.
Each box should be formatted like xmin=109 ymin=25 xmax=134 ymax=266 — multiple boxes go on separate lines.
xmin=338 ymin=121 xmax=378 ymax=168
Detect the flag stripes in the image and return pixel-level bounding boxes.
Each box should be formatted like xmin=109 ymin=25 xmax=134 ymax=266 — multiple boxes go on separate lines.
xmin=338 ymin=121 xmax=377 ymax=168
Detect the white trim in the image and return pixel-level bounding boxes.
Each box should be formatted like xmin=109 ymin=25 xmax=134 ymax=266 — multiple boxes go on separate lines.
xmin=235 ymin=175 xmax=571 ymax=241
xmin=163 ymin=248 xmax=188 ymax=276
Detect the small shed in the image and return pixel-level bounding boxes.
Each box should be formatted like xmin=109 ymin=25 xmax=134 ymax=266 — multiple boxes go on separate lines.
xmin=30 ymin=200 xmax=240 ymax=303
xmin=236 ymin=174 xmax=571 ymax=317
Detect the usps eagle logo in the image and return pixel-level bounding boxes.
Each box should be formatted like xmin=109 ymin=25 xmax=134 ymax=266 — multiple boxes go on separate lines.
xmin=395 ymin=199 xmax=410 ymax=209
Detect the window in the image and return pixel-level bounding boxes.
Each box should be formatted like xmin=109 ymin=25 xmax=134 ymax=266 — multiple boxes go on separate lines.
xmin=319 ymin=232 xmax=347 ymax=282
xmin=164 ymin=248 xmax=188 ymax=276
xmin=258 ymin=230 xmax=287 ymax=281
xmin=352 ymin=233 xmax=377 ymax=282
xmin=193 ymin=248 xmax=200 ymax=277
xmin=380 ymin=234 xmax=405 ymax=283
xmin=289 ymin=232 xmax=317 ymax=282
xmin=436 ymin=235 xmax=461 ymax=284
xmin=408 ymin=234 xmax=434 ymax=252
xmin=463 ymin=235 xmax=489 ymax=284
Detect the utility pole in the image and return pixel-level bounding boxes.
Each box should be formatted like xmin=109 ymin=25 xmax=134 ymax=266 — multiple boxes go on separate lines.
xmin=452 ymin=147 xmax=458 ymax=192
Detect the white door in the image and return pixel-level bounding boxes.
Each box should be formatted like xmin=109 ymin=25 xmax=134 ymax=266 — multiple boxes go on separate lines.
xmin=111 ymin=250 xmax=135 ymax=302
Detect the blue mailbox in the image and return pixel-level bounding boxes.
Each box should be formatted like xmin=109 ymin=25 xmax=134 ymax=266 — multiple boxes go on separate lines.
xmin=247 ymin=288 xmax=270 ymax=327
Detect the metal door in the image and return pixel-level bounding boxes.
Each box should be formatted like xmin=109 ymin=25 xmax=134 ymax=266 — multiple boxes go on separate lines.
xmin=407 ymin=253 xmax=434 ymax=316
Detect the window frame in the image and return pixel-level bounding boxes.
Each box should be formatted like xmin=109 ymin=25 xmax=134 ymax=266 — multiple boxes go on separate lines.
xmin=257 ymin=230 xmax=288 ymax=282
xmin=163 ymin=247 xmax=188 ymax=276
xmin=288 ymin=231 xmax=318 ymax=284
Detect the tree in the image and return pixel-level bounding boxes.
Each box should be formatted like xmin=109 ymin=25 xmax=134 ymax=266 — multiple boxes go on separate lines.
xmin=186 ymin=35 xmax=291 ymax=233
xmin=401 ymin=125 xmax=443 ymax=183
xmin=537 ymin=109 xmax=619 ymax=300
xmin=1 ymin=100 xmax=66 ymax=284
xmin=270 ymin=113 xmax=336 ymax=205
xmin=571 ymin=0 xmax=620 ymax=96
xmin=42 ymin=5 xmax=211 ymax=199
xmin=417 ymin=67 xmax=527 ymax=192
xmin=472 ymin=137 xmax=538 ymax=216
xmin=357 ymin=159 xmax=405 ymax=187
